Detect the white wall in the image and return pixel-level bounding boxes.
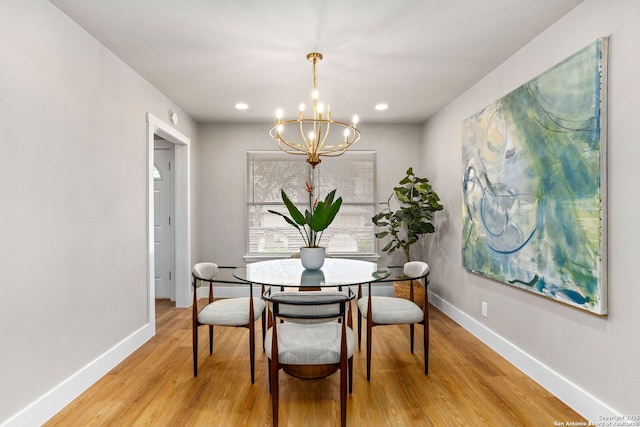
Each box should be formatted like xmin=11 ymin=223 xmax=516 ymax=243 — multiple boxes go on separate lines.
xmin=422 ymin=0 xmax=640 ymax=417
xmin=0 ymin=1 xmax=198 ymax=424
xmin=196 ymin=123 xmax=423 ymax=266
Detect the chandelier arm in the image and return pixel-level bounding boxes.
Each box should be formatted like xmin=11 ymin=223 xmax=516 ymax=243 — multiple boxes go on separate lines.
xmin=273 ymin=125 xmax=310 ymax=154
xmin=315 ymin=148 xmax=348 ymax=156
xmin=298 ymin=119 xmax=312 ymax=152
xmin=324 ymin=131 xmax=360 ymax=150
xmin=313 ymin=117 xmax=318 ymax=153
xmin=316 ymin=120 xmax=324 ymax=150
xmin=278 ymin=139 xmax=308 ymax=155
xmin=318 ymin=145 xmax=349 ymax=153
xmin=317 ymin=149 xmax=348 ymax=157
xmin=270 ymin=120 xmax=324 ymax=154
xmin=318 ymin=120 xmax=331 ymax=152
xmin=281 ymin=140 xmax=311 ymax=155
xmin=270 ymin=125 xmax=298 ymax=151
xmin=318 ymin=125 xmax=360 ymax=153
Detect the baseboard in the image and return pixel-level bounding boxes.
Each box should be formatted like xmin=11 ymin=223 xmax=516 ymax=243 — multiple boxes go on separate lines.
xmin=2 ymin=323 xmax=154 ymax=427
xmin=427 ymin=291 xmax=620 ymax=422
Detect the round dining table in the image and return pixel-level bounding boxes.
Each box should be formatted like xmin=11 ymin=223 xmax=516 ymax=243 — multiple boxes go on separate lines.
xmin=232 ymin=258 xmax=396 ymax=288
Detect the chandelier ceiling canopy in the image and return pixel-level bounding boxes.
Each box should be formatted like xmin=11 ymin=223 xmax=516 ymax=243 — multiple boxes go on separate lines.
xmin=269 ymin=52 xmax=361 ymax=168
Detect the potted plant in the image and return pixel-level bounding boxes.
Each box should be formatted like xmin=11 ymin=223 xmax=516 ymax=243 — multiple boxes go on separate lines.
xmin=372 ymin=167 xmax=444 ymax=305
xmin=269 ymin=181 xmax=342 ymax=269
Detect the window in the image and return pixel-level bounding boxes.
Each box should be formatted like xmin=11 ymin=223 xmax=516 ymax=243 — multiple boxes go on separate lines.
xmin=246 ymin=151 xmax=376 ymax=257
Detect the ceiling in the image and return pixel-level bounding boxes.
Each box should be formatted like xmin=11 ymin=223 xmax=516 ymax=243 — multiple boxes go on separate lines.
xmin=49 ymin=0 xmax=584 ymax=124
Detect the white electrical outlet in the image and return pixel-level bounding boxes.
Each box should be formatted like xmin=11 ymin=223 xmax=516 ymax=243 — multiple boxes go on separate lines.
xmin=482 ymin=301 xmax=488 ymax=317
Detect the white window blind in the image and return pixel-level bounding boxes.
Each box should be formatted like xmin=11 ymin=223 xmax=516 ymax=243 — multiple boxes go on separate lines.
xmin=246 ymin=151 xmax=377 ymax=256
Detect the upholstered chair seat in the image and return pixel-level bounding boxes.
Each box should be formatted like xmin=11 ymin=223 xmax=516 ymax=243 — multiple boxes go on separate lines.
xmin=357 ymin=296 xmax=423 ymax=325
xmin=198 ymin=297 xmax=266 ymax=326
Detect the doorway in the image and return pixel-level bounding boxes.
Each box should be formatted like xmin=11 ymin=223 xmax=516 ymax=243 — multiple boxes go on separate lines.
xmin=154 ymin=138 xmax=175 ymax=300
xmin=146 ymin=113 xmax=191 ymax=329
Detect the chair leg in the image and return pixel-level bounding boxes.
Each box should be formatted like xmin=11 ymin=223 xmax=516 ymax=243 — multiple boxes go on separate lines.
xmin=250 ymin=322 xmax=256 ymax=384
xmin=410 ymin=323 xmax=415 ymax=354
xmin=424 ymin=306 xmax=430 ymax=375
xmin=340 ymin=360 xmax=347 ymax=427
xmin=271 ymin=363 xmax=279 ymax=427
xmin=366 ymin=321 xmax=373 ymax=381
xmin=193 ymin=324 xmax=198 ymax=377
xmin=357 ymin=310 xmax=362 ymax=350
xmin=348 ymin=356 xmax=353 ymax=394
xmin=267 ymin=360 xmax=272 ymax=394
xmin=208 ymin=325 xmax=213 ymax=355
xmin=261 ymin=311 xmax=266 ymax=352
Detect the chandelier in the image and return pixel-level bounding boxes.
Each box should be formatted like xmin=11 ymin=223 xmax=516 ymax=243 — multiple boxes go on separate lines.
xmin=269 ymin=52 xmax=361 ymax=168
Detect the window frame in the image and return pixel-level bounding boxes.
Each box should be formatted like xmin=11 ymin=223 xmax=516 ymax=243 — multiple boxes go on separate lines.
xmin=244 ymin=150 xmax=379 ymax=261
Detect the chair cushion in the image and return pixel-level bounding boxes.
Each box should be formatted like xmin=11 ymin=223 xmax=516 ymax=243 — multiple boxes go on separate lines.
xmin=198 ymin=297 xmax=266 ymax=326
xmin=404 ymin=261 xmax=429 ymax=279
xmin=357 ymin=296 xmax=424 ymax=325
xmin=265 ymin=322 xmax=355 ymax=365
xmin=192 ymin=262 xmax=218 ymax=280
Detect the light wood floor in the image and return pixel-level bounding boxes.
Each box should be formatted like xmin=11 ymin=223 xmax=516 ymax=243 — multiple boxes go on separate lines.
xmin=46 ymin=299 xmax=585 ymax=426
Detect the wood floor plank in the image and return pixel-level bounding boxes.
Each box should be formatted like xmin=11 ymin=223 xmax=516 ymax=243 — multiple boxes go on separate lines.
xmin=45 ymin=299 xmax=585 ymax=426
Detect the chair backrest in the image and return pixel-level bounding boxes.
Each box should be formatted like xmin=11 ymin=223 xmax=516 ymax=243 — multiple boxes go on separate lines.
xmin=265 ymin=289 xmax=354 ymax=324
xmin=404 ymin=261 xmax=429 ymax=286
xmin=192 ymin=262 xmax=218 ymax=287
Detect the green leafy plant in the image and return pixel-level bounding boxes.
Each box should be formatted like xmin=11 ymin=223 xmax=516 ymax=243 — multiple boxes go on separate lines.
xmin=372 ymin=167 xmax=444 ymax=262
xmin=269 ymin=182 xmax=342 ymax=248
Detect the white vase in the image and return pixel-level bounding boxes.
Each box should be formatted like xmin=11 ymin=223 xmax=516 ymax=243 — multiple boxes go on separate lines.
xmin=299 ymin=247 xmax=326 ymax=270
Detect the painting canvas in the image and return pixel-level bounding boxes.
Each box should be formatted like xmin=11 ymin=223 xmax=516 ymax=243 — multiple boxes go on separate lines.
xmin=461 ymin=38 xmax=608 ymax=314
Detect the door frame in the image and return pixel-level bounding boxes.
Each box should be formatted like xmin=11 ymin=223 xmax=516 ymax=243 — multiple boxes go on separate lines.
xmin=146 ymin=113 xmax=191 ymax=326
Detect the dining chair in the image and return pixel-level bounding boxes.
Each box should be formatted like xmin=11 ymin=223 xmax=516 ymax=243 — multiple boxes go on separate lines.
xmin=264 ymin=288 xmax=356 ymax=427
xmin=192 ymin=262 xmax=266 ymax=383
xmin=357 ymin=261 xmax=430 ymax=380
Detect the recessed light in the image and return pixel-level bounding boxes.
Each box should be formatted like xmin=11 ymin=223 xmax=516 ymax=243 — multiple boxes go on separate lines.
xmin=375 ymin=103 xmax=389 ymax=111
xmin=235 ymin=103 xmax=249 ymax=110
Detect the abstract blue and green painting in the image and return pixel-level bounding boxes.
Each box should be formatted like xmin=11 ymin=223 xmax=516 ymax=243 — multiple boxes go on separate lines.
xmin=462 ymin=38 xmax=608 ymax=314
